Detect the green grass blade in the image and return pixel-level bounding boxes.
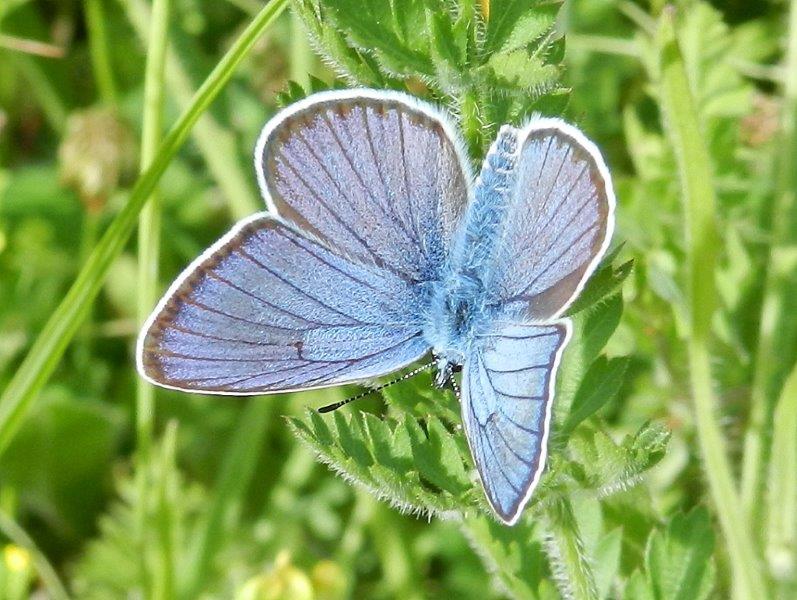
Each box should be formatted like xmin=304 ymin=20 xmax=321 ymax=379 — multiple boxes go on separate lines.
xmin=656 ymin=9 xmax=766 ymax=599
xmin=134 ymin=0 xmax=170 ymax=591
xmin=136 ymin=0 xmax=170 ymax=489
xmin=85 ymin=0 xmax=118 ymax=105
xmin=0 ymin=0 xmax=289 ymax=458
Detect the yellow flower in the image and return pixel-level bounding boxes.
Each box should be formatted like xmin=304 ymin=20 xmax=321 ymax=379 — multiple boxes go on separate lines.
xmin=3 ymin=544 xmax=31 ymax=573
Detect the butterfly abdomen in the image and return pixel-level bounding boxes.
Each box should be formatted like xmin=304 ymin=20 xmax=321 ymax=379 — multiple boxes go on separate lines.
xmin=453 ymin=125 xmax=518 ymax=277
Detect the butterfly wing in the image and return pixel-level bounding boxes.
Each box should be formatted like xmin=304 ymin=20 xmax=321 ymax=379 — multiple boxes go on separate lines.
xmin=489 ymin=119 xmax=615 ymax=320
xmin=139 ymin=91 xmax=471 ymax=394
xmin=138 ymin=216 xmax=431 ymax=394
xmin=255 ymin=89 xmax=472 ymax=282
xmin=461 ymin=322 xmax=570 ymax=524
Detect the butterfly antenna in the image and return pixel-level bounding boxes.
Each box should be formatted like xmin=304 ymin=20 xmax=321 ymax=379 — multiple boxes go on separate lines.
xmin=449 ymin=375 xmax=461 ymax=402
xmin=317 ymin=362 xmax=435 ymax=414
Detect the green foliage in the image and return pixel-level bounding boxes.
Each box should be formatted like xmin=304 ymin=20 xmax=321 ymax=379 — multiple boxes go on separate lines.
xmin=624 ymin=508 xmax=716 ymax=600
xmin=294 ymin=0 xmax=567 ymax=152
xmin=1 ymin=0 xmax=796 ymax=597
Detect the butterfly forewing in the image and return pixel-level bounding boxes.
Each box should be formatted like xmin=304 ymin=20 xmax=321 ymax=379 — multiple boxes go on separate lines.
xmin=461 ymin=322 xmax=569 ymax=524
xmin=138 ymin=216 xmax=430 ymax=394
xmin=490 ymin=120 xmax=615 ymax=320
xmin=256 ymin=90 xmax=472 ymax=282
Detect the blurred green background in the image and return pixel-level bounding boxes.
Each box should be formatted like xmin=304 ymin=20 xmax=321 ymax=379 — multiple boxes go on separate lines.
xmin=0 ymin=0 xmax=795 ymax=598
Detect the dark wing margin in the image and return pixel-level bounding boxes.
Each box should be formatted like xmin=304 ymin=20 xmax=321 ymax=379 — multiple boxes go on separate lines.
xmin=492 ymin=118 xmax=615 ymax=320
xmin=461 ymin=322 xmax=570 ymax=524
xmin=137 ymin=215 xmax=430 ymax=395
xmin=255 ymin=89 xmax=472 ymax=283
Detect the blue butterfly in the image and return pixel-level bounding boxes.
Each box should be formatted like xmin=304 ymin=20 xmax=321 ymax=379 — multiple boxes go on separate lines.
xmin=137 ymin=89 xmax=615 ymax=525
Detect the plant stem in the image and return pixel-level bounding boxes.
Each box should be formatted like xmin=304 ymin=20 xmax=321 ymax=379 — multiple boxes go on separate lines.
xmin=545 ymin=499 xmax=598 ymax=600
xmin=136 ymin=0 xmax=169 ymax=481
xmin=135 ymin=0 xmax=169 ymax=588
xmin=180 ymin=399 xmax=272 ymax=600
xmin=85 ymin=0 xmax=118 ymax=105
xmin=123 ymin=0 xmax=262 ymax=219
xmin=0 ymin=0 xmax=289 ymax=458
xmin=656 ymin=10 xmax=766 ymax=599
xmin=0 ymin=510 xmax=71 ymax=600
xmin=459 ymin=89 xmax=483 ymax=162
xmin=123 ymin=0 xmax=261 ymax=220
xmin=740 ymin=0 xmax=797 ymax=524
xmin=153 ymin=421 xmax=178 ymax=600
xmin=766 ymin=364 xmax=797 ymax=583
xmin=290 ymin=10 xmax=313 ymax=87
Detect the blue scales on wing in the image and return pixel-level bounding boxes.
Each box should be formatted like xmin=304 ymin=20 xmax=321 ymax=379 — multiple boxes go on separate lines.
xmin=256 ymin=92 xmax=471 ymax=282
xmin=488 ymin=121 xmax=614 ymax=320
xmin=139 ymin=92 xmax=473 ymax=394
xmin=139 ymin=217 xmax=431 ymax=393
xmin=461 ymin=322 xmax=569 ymax=524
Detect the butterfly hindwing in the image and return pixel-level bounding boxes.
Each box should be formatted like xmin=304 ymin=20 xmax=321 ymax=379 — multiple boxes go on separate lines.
xmin=138 ymin=215 xmax=430 ymax=394
xmin=490 ymin=119 xmax=615 ymax=320
xmin=461 ymin=322 xmax=570 ymax=524
xmin=256 ymin=89 xmax=472 ymax=282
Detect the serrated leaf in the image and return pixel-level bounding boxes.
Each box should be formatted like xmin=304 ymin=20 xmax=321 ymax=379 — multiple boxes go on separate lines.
xmin=294 ymin=0 xmax=393 ymax=85
xmin=429 ymin=10 xmax=469 ymax=90
xmin=319 ymin=0 xmax=435 ymax=77
xmin=563 ymin=356 xmax=630 ymax=434
xmin=558 ymin=422 xmax=670 ymax=497
xmin=483 ymin=0 xmax=561 ymax=54
xmin=334 ymin=411 xmax=373 ymax=466
xmin=646 ymin=508 xmax=716 ymax=600
xmin=405 ymin=417 xmax=466 ymax=494
xmin=427 ymin=417 xmax=471 ymax=489
xmin=482 ymin=47 xmax=560 ymax=93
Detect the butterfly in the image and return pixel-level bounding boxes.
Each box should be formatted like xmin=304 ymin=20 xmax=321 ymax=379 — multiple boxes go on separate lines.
xmin=137 ymin=89 xmax=615 ymax=525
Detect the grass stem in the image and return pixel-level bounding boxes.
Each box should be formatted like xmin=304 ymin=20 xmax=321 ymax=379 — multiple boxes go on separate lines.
xmin=123 ymin=0 xmax=261 ymax=220
xmin=135 ymin=0 xmax=170 ymax=592
xmin=85 ymin=0 xmax=118 ymax=105
xmin=0 ymin=0 xmax=289 ymax=458
xmin=656 ymin=10 xmax=766 ymax=599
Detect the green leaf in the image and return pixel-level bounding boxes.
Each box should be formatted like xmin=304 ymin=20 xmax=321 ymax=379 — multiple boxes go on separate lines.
xmin=317 ymin=0 xmax=435 ymax=77
xmin=646 ymin=508 xmax=716 ymax=600
xmin=563 ymin=356 xmax=630 ymax=434
xmin=558 ymin=294 xmax=624 ymax=412
xmin=460 ymin=516 xmax=543 ymax=599
xmin=624 ymin=570 xmax=655 ymax=600
xmin=553 ymin=421 xmax=670 ymax=497
xmin=289 ymin=410 xmax=471 ymax=517
xmin=481 ymin=46 xmax=560 ymax=94
xmin=483 ymin=0 xmax=561 ymax=54
xmin=566 ymin=246 xmax=633 ymax=316
xmin=593 ymin=527 xmax=623 ymax=599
